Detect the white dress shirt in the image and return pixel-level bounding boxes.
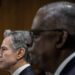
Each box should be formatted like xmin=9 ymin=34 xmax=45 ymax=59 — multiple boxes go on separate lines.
xmin=54 ymin=52 xmax=75 ymax=75
xmin=12 ymin=64 xmax=30 ymax=75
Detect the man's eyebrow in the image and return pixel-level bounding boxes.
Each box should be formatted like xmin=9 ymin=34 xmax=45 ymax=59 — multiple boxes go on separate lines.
xmin=1 ymin=46 xmax=7 ymax=49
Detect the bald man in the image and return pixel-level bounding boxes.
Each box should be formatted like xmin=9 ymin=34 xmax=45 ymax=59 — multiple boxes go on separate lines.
xmin=30 ymin=1 xmax=75 ymax=75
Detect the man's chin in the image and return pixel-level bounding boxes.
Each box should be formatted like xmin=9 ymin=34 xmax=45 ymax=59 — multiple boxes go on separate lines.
xmin=36 ymin=62 xmax=51 ymax=72
xmin=0 ymin=66 xmax=9 ymax=71
xmin=0 ymin=67 xmax=5 ymax=70
xmin=35 ymin=61 xmax=45 ymax=70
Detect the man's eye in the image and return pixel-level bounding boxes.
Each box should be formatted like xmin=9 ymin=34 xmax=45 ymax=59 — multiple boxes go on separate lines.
xmin=33 ymin=32 xmax=41 ymax=38
xmin=33 ymin=34 xmax=40 ymax=39
xmin=2 ymin=49 xmax=6 ymax=50
xmin=1 ymin=48 xmax=7 ymax=51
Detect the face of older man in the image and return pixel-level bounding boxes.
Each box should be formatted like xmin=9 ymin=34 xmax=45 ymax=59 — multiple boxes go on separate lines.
xmin=31 ymin=15 xmax=61 ymax=72
xmin=0 ymin=36 xmax=17 ymax=70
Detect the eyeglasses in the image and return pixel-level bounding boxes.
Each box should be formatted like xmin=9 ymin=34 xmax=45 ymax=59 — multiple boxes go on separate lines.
xmin=30 ymin=29 xmax=68 ymax=39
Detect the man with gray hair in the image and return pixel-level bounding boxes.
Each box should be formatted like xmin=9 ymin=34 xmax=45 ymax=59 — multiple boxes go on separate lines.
xmin=0 ymin=30 xmax=36 ymax=75
xmin=30 ymin=1 xmax=75 ymax=75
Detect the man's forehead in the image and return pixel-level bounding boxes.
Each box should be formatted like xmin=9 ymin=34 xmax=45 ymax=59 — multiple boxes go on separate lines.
xmin=32 ymin=16 xmax=57 ymax=30
xmin=32 ymin=16 xmax=41 ymax=30
xmin=32 ymin=10 xmax=47 ymax=30
xmin=1 ymin=36 xmax=13 ymax=50
xmin=32 ymin=12 xmax=59 ymax=30
xmin=2 ymin=36 xmax=11 ymax=45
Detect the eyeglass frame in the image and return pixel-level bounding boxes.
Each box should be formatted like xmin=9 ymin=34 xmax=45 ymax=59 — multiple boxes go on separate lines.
xmin=30 ymin=29 xmax=69 ymax=39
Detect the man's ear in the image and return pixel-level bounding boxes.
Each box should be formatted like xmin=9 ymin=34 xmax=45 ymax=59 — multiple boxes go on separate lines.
xmin=16 ymin=48 xmax=25 ymax=60
xmin=56 ymin=31 xmax=68 ymax=49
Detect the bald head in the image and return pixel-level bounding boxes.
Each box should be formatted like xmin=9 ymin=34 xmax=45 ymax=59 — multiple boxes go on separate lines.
xmin=31 ymin=2 xmax=75 ymax=72
xmin=32 ymin=1 xmax=75 ymax=35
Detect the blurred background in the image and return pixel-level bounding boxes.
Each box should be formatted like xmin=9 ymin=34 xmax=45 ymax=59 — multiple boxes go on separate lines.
xmin=0 ymin=0 xmax=75 ymax=75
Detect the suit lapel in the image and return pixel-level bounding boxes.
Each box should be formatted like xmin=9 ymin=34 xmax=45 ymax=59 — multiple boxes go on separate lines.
xmin=60 ymin=57 xmax=75 ymax=75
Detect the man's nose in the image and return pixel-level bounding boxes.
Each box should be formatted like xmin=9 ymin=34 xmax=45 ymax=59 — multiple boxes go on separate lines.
xmin=0 ymin=49 xmax=2 ymax=57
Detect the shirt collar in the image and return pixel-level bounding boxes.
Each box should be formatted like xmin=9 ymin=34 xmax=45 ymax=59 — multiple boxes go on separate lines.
xmin=54 ymin=52 xmax=75 ymax=75
xmin=12 ymin=64 xmax=30 ymax=75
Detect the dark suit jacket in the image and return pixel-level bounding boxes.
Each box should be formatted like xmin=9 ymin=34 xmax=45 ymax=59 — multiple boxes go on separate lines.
xmin=19 ymin=66 xmax=36 ymax=75
xmin=60 ymin=57 xmax=75 ymax=75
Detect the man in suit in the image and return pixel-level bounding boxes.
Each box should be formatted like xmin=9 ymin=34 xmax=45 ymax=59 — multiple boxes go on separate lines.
xmin=30 ymin=1 xmax=75 ymax=75
xmin=0 ymin=30 xmax=36 ymax=75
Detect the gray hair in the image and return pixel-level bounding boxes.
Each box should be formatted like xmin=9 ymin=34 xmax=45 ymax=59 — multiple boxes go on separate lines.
xmin=4 ymin=29 xmax=32 ymax=62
